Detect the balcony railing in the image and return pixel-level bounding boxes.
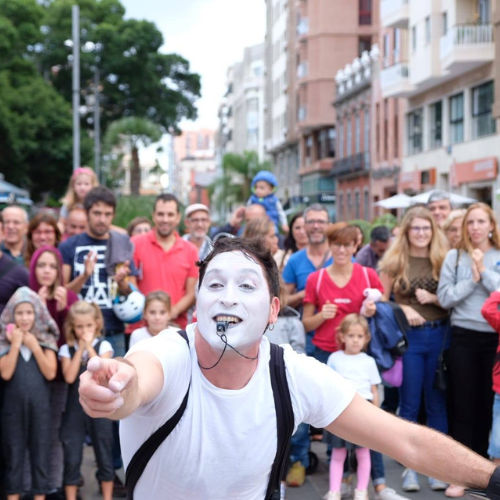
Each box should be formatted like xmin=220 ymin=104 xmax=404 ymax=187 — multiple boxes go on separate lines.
xmin=332 ymin=153 xmax=369 ymax=176
xmin=440 ymin=24 xmax=493 ymax=60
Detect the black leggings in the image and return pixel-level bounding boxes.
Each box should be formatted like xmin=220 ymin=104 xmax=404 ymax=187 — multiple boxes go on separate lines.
xmin=447 ymin=327 xmax=497 ymax=457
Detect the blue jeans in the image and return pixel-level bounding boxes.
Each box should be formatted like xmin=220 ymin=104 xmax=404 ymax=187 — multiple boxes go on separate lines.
xmin=289 ymin=423 xmax=310 ymax=468
xmin=105 ymin=332 xmax=126 ymax=358
xmin=399 ymin=322 xmax=449 ymax=433
xmin=312 ymin=346 xmax=331 ymax=364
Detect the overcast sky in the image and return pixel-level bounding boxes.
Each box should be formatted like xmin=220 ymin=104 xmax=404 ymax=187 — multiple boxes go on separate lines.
xmin=120 ymin=0 xmax=266 ymax=131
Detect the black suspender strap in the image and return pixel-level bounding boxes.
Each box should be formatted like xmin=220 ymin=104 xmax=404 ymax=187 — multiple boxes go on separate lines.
xmin=125 ymin=329 xmax=189 ymax=500
xmin=265 ymin=343 xmax=295 ymax=500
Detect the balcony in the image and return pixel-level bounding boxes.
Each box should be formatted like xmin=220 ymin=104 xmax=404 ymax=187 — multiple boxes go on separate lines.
xmin=298 ymin=158 xmax=333 ymax=176
xmin=380 ymin=61 xmax=415 ymax=98
xmin=380 ymin=0 xmax=409 ymax=29
xmin=332 ymin=153 xmax=369 ymax=177
xmin=440 ymin=24 xmax=494 ymax=74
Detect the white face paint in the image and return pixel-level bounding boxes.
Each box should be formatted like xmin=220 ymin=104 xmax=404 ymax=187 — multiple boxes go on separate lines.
xmin=197 ymin=251 xmax=272 ymax=352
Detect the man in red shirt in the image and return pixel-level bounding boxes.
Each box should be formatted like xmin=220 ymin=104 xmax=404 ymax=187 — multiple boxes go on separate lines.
xmin=132 ymin=194 xmax=199 ymax=330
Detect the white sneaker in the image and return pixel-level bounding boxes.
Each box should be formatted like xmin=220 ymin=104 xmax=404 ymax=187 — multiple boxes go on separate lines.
xmin=375 ymin=486 xmax=411 ymax=500
xmin=323 ymin=491 xmax=341 ymax=500
xmin=353 ymin=489 xmax=369 ymax=500
xmin=401 ymin=468 xmax=420 ymax=492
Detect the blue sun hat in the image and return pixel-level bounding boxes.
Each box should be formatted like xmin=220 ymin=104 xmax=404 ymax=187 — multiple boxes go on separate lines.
xmin=251 ymin=171 xmax=278 ymax=192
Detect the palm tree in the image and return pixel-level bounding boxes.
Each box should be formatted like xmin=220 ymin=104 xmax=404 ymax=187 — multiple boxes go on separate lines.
xmin=211 ymin=150 xmax=272 ymax=216
xmin=104 ymin=117 xmax=163 ymax=195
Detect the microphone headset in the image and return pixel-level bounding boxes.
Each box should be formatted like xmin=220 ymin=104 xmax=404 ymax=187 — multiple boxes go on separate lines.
xmin=198 ymin=320 xmax=263 ymax=370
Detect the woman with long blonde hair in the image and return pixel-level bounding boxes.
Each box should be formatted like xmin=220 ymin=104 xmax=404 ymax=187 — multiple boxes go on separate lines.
xmin=437 ymin=202 xmax=500 ymax=497
xmin=379 ymin=206 xmax=449 ymax=493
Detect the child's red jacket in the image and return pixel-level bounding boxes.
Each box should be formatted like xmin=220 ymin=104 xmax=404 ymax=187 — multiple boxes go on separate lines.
xmin=481 ymin=290 xmax=500 ymax=394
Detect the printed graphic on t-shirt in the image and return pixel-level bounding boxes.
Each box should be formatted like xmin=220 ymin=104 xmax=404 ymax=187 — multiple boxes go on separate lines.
xmin=73 ymin=243 xmax=112 ymax=309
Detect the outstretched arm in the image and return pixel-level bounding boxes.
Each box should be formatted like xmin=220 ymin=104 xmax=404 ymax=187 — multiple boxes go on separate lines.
xmin=78 ymin=351 xmax=164 ymax=420
xmin=326 ymin=394 xmax=494 ymax=489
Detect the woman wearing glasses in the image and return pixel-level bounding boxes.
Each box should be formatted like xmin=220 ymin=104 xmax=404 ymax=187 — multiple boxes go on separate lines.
xmin=437 ymin=203 xmax=500 ymax=498
xmin=379 ymin=206 xmax=449 ymax=493
xmin=302 ymin=223 xmax=383 ymax=363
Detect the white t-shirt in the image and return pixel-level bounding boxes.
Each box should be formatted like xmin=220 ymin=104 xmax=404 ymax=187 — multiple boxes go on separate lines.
xmin=129 ymin=326 xmax=179 ymax=349
xmin=121 ymin=323 xmax=355 ymax=500
xmin=327 ymin=351 xmax=381 ymax=401
xmin=58 ymin=338 xmax=113 ymax=361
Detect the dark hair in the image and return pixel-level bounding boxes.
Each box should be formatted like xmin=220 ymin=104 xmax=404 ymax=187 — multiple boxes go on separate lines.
xmin=284 ymin=212 xmax=303 ymax=253
xmin=25 ymin=212 xmax=61 ymax=266
xmin=154 ymin=193 xmax=180 ymax=213
xmin=197 ymin=237 xmax=280 ymax=299
xmin=370 ymin=225 xmax=390 ymax=243
xmin=127 ymin=216 xmax=152 ymax=236
xmin=83 ymin=186 xmax=116 ymax=212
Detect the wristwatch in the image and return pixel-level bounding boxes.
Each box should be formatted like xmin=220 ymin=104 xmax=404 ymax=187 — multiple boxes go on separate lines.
xmin=468 ymin=466 xmax=500 ymax=499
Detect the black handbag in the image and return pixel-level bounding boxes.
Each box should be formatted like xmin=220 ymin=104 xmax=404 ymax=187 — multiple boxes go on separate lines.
xmin=433 ymin=328 xmax=449 ymax=391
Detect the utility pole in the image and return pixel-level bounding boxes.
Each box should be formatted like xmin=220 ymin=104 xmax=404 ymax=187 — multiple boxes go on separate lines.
xmin=72 ymin=5 xmax=80 ymax=171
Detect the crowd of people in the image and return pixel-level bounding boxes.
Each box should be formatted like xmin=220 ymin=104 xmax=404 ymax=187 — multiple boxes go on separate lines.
xmin=0 ymin=166 xmax=499 ymax=500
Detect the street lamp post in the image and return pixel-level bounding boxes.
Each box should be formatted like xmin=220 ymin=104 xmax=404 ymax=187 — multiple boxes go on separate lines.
xmin=71 ymin=5 xmax=80 ymax=171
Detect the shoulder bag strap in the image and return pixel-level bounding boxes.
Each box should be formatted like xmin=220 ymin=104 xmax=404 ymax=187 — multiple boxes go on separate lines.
xmin=125 ymin=329 xmax=190 ymax=499
xmin=316 ymin=268 xmax=325 ymax=297
xmin=362 ymin=265 xmax=371 ymax=289
xmin=265 ymin=343 xmax=295 ymax=500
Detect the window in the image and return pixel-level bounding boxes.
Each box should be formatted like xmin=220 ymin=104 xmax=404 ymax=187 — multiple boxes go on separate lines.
xmin=394 ymin=29 xmax=401 ymax=62
xmin=328 ymin=128 xmax=336 ymax=157
xmin=407 ymin=108 xmax=423 ymax=155
xmin=442 ymin=12 xmax=448 ymax=36
xmin=347 ymin=116 xmax=352 ymax=156
xmin=383 ymin=33 xmax=390 ymax=66
xmin=472 ymin=81 xmax=495 ymax=138
xmin=430 ymin=101 xmax=442 ymax=149
xmin=305 ymin=135 xmax=313 ymax=164
xmin=338 ymin=121 xmax=344 ymax=159
xmin=384 ymin=99 xmax=389 ymax=160
xmin=394 ymin=107 xmax=399 ymax=157
xmin=358 ymin=36 xmax=371 ymax=56
xmin=364 ymin=109 xmax=370 ymax=158
xmin=412 ymin=25 xmax=417 ymax=51
xmin=449 ymin=93 xmax=464 ymax=144
xmin=425 ymin=16 xmax=431 ymax=44
xmin=364 ymin=189 xmax=370 ymax=221
xmin=355 ymin=114 xmax=361 ymax=154
xmin=355 ymin=191 xmax=360 ymax=219
xmin=479 ymin=0 xmax=490 ymax=24
xmin=347 ymin=191 xmax=352 ymax=218
xmin=338 ymin=192 xmax=343 ymax=220
xmin=359 ymin=0 xmax=372 ymax=25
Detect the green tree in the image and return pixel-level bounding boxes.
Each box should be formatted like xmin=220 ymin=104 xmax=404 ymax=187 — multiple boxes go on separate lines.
xmin=104 ymin=117 xmax=162 ymax=195
xmin=210 ymin=151 xmax=272 ymax=217
xmin=0 ymin=0 xmax=88 ymax=200
xmin=38 ymin=0 xmax=201 ymax=133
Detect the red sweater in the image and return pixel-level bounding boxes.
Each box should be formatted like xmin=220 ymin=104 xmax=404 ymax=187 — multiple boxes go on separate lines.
xmin=481 ymin=290 xmax=500 ymax=394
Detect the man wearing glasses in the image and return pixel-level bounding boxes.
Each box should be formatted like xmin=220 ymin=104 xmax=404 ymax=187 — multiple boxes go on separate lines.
xmin=283 ymin=204 xmax=332 ymax=311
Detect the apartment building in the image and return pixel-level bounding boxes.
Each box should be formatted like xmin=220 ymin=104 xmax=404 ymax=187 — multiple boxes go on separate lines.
xmin=334 ymin=50 xmax=376 ymax=222
xmin=264 ymin=0 xmax=379 ymax=219
xmin=264 ymin=0 xmax=300 ymax=207
xmin=380 ymin=0 xmax=499 ymax=207
xmin=172 ymin=129 xmax=216 ymax=205
xmin=218 ymin=44 xmax=266 ymax=161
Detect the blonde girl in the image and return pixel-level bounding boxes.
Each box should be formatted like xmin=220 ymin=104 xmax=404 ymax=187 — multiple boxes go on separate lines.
xmin=379 ymin=206 xmax=449 ymax=493
xmin=0 ymin=286 xmax=59 ymax=500
xmin=324 ymin=314 xmax=380 ymax=500
xmin=129 ymin=291 xmax=177 ymax=349
xmin=59 ymin=301 xmax=114 ymax=500
xmin=58 ymin=167 xmax=98 ymax=231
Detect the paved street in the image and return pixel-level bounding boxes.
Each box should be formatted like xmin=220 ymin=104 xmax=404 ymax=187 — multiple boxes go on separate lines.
xmin=81 ymin=439 xmax=478 ymax=499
